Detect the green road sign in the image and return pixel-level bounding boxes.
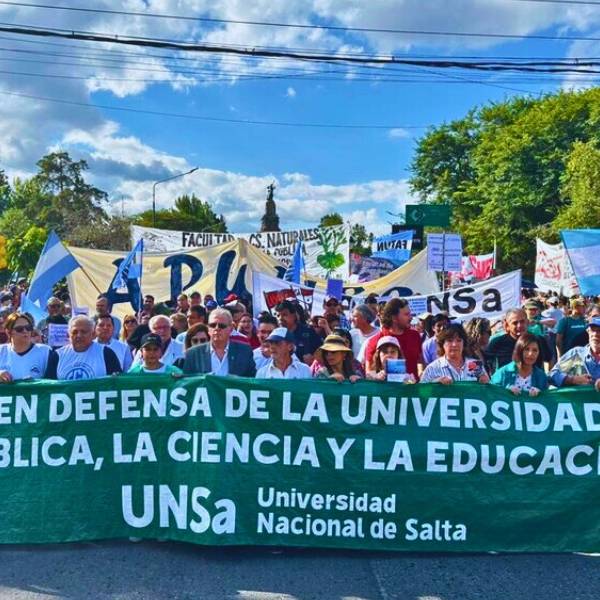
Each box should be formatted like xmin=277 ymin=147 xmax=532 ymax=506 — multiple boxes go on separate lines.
xmin=405 ymin=204 xmax=451 ymax=227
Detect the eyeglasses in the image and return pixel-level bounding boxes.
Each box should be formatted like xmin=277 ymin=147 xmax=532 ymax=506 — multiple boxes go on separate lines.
xmin=191 ymin=336 xmax=209 ymax=345
xmin=208 ymin=322 xmax=229 ymax=330
xmin=13 ymin=325 xmax=33 ymax=333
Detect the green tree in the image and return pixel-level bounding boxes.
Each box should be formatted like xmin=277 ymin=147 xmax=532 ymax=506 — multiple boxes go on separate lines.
xmin=350 ymin=224 xmax=373 ymax=256
xmin=135 ymin=194 xmax=227 ymax=232
xmin=0 ymin=170 xmax=10 ymax=214
xmin=409 ymin=88 xmax=600 ymax=274
xmin=553 ymin=140 xmax=600 ymax=232
xmin=6 ymin=225 xmax=47 ymax=276
xmin=319 ymin=213 xmax=343 ymax=228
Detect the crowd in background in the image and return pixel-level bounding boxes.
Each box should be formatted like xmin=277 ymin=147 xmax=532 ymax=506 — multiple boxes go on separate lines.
xmin=0 ymin=279 xmax=598 ymax=395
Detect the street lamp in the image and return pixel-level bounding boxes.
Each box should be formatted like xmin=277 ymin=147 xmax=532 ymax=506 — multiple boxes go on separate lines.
xmin=152 ymin=167 xmax=199 ymax=227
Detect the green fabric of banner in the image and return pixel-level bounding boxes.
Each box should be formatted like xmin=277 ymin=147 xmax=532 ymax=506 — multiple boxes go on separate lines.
xmin=2 ymin=375 xmax=600 ymax=552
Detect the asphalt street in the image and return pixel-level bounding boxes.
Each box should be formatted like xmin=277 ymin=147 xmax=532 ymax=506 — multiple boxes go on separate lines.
xmin=1 ymin=542 xmax=599 ymax=600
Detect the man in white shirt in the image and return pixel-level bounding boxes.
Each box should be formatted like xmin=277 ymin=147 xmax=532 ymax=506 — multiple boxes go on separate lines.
xmin=95 ymin=314 xmax=133 ymax=371
xmin=350 ymin=304 xmax=380 ymax=363
xmin=46 ymin=316 xmax=122 ymax=380
xmin=132 ymin=315 xmax=183 ymax=367
xmin=256 ymin=328 xmax=312 ymax=379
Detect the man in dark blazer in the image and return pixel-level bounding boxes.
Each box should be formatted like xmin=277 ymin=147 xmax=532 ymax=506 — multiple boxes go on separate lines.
xmin=183 ymin=307 xmax=256 ymax=377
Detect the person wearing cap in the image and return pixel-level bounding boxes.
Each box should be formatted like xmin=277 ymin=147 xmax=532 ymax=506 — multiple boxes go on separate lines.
xmin=490 ymin=332 xmax=549 ymax=396
xmin=45 ymin=315 xmax=122 ymax=380
xmin=556 ymin=298 xmax=587 ymax=357
xmin=421 ymin=313 xmax=450 ymax=366
xmin=421 ymin=323 xmax=490 ymax=384
xmin=366 ymin=336 xmax=414 ymax=383
xmin=127 ymin=333 xmax=183 ymax=375
xmin=549 ymin=315 xmax=600 ymax=390
xmin=542 ymin=296 xmax=564 ymax=361
xmin=570 ymin=304 xmax=600 ymax=349
xmin=182 ymin=307 xmax=256 ymax=377
xmin=314 ymin=334 xmax=362 ymax=382
xmin=256 ymin=327 xmax=312 ymax=379
xmin=363 ymin=298 xmax=423 ymax=381
xmin=323 ymin=295 xmax=349 ymax=329
xmin=523 ymin=300 xmax=546 ymax=337
xmin=349 ymin=304 xmax=380 ymax=362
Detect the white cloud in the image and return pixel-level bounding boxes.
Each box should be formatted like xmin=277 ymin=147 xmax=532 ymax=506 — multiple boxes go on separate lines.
xmin=388 ymin=128 xmax=410 ymax=139
xmin=286 ymin=86 xmax=297 ymax=98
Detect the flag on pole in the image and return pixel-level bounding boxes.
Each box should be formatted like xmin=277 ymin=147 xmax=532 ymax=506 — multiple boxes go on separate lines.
xmin=561 ymin=229 xmax=600 ymax=295
xmin=112 ymin=239 xmax=144 ymax=291
xmin=283 ymin=240 xmax=304 ymax=284
xmin=27 ymin=230 xmax=80 ymax=308
xmin=469 ymin=252 xmax=495 ymax=280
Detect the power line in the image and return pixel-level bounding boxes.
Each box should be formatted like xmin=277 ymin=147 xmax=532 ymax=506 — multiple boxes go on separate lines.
xmin=0 ymin=89 xmax=430 ymax=129
xmin=1 ymin=3 xmax=600 ymax=43
xmin=2 ymin=23 xmax=600 ymax=72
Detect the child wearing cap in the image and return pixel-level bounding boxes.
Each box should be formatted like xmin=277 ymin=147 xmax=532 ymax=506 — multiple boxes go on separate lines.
xmin=366 ymin=336 xmax=415 ymax=383
xmin=127 ymin=333 xmax=183 ymax=376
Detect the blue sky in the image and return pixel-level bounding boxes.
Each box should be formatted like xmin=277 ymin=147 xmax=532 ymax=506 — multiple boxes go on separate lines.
xmin=0 ymin=1 xmax=599 ymax=235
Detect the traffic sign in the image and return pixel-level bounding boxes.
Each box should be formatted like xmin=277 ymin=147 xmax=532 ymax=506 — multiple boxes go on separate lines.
xmin=405 ymin=204 xmax=451 ymax=227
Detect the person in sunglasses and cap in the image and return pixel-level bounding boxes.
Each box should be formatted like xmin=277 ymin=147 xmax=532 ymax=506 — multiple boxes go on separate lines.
xmin=182 ymin=307 xmax=256 ymax=377
xmin=0 ymin=312 xmax=56 ymax=382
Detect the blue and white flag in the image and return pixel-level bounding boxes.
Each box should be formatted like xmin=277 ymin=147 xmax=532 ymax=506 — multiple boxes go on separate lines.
xmin=112 ymin=239 xmax=144 ymax=290
xmin=372 ymin=230 xmax=414 ymax=266
xmin=28 ymin=231 xmax=80 ymax=308
xmin=283 ymin=240 xmax=304 ymax=284
xmin=561 ymin=229 xmax=600 ymax=295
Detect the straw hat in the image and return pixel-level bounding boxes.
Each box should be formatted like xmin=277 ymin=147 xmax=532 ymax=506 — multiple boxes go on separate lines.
xmin=315 ymin=334 xmax=352 ymax=363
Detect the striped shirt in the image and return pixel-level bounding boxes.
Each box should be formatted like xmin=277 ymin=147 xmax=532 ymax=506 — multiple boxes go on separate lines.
xmin=420 ymin=356 xmax=484 ymax=383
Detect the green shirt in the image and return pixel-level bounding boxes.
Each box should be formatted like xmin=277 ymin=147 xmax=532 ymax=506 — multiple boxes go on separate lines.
xmin=556 ymin=316 xmax=586 ymax=353
xmin=127 ymin=363 xmax=183 ymax=375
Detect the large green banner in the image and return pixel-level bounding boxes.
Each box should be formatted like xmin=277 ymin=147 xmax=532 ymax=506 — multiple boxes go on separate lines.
xmin=2 ymin=375 xmax=600 ymax=552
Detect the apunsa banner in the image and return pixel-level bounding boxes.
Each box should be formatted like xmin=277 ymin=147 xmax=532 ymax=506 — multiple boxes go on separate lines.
xmin=131 ymin=224 xmax=350 ymax=280
xmin=392 ymin=270 xmax=522 ymax=322
xmin=3 ymin=375 xmax=600 ymax=552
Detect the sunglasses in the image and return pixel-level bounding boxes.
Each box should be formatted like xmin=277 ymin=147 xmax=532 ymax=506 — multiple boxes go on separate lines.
xmin=48 ymin=304 xmax=61 ymax=309
xmin=13 ymin=325 xmax=33 ymax=333
xmin=124 ymin=319 xmax=137 ymax=325
xmin=191 ymin=336 xmax=209 ymax=345
xmin=208 ymin=322 xmax=229 ymax=330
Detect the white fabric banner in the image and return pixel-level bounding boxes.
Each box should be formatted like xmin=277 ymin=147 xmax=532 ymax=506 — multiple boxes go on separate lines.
xmin=535 ymin=239 xmax=579 ymax=295
xmin=360 ymin=270 xmax=522 ymax=322
xmin=131 ymin=224 xmax=350 ymax=279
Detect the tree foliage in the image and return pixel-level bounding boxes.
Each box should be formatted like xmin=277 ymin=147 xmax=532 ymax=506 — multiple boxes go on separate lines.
xmin=319 ymin=213 xmax=344 ymax=228
xmin=409 ymin=88 xmax=600 ymax=274
xmin=136 ymin=194 xmax=227 ymax=232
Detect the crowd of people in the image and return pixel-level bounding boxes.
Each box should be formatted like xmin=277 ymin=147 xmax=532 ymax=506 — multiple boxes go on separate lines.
xmin=0 ymin=283 xmax=598 ymax=395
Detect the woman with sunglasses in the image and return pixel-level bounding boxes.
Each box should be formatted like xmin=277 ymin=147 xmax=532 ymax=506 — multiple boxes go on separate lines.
xmin=184 ymin=323 xmax=210 ymax=352
xmin=0 ymin=312 xmax=55 ymax=382
xmin=120 ymin=314 xmax=138 ymax=345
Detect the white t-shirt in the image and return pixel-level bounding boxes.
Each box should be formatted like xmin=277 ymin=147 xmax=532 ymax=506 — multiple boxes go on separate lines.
xmin=256 ymin=358 xmax=313 ymax=379
xmin=56 ymin=341 xmax=108 ymax=380
xmin=350 ymin=327 xmax=380 ymax=362
xmin=0 ymin=343 xmax=52 ymax=380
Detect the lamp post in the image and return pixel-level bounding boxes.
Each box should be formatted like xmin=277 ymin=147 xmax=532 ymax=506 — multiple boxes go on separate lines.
xmin=152 ymin=167 xmax=199 ymax=227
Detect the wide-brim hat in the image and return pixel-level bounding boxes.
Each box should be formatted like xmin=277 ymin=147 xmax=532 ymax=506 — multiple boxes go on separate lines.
xmin=315 ymin=334 xmax=352 ymax=362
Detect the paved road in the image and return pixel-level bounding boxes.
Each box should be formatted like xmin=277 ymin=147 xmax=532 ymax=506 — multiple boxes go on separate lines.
xmin=1 ymin=542 xmax=599 ymax=600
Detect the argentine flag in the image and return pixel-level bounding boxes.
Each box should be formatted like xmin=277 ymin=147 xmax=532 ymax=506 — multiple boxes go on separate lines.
xmin=283 ymin=240 xmax=304 ymax=284
xmin=561 ymin=229 xmax=600 ymax=296
xmin=27 ymin=231 xmax=80 ymax=308
xmin=112 ymin=239 xmax=144 ymax=290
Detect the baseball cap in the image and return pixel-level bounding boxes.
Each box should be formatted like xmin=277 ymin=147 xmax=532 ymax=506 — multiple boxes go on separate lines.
xmin=523 ymin=299 xmax=541 ymax=310
xmin=205 ymin=299 xmax=218 ymax=310
xmin=587 ymin=317 xmax=600 ymax=329
xmin=376 ymin=335 xmax=401 ymax=350
xmin=140 ymin=333 xmax=163 ymax=349
xmin=223 ymin=293 xmax=238 ymax=304
xmin=547 ymin=297 xmax=559 ymax=305
xmin=266 ymin=327 xmax=294 ymax=343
